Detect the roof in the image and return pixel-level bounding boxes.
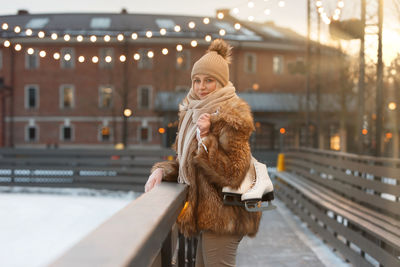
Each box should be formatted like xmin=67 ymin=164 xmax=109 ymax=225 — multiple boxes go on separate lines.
xmin=155 ymin=92 xmax=356 ymax=113
xmin=0 ymin=12 xmax=306 ymax=46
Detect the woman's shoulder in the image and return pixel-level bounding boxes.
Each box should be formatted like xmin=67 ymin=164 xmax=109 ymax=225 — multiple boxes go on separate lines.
xmin=212 ymin=97 xmax=254 ymax=132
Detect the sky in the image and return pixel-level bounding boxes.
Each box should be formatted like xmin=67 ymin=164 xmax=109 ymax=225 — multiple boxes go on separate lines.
xmin=1 ymin=0 xmax=399 ymax=64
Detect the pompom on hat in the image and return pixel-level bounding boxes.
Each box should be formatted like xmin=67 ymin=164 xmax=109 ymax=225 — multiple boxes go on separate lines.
xmin=191 ymin=39 xmax=232 ymax=87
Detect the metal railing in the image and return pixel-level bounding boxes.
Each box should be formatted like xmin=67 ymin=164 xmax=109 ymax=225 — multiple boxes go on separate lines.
xmin=274 ymin=147 xmax=400 ymax=267
xmin=0 ymin=148 xmax=174 ymax=191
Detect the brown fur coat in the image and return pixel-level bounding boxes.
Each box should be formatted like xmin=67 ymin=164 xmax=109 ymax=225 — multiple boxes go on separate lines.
xmin=151 ymin=97 xmax=261 ymax=237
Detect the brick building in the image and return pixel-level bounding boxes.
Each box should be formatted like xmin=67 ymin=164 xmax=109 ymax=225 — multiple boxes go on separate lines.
xmin=0 ymin=10 xmax=345 ymax=150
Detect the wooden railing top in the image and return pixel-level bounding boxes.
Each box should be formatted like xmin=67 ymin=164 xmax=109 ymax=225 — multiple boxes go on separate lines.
xmin=0 ymin=148 xmax=175 ymax=158
xmin=50 ymin=182 xmax=187 ymax=267
xmin=291 ymin=147 xmax=400 ymax=165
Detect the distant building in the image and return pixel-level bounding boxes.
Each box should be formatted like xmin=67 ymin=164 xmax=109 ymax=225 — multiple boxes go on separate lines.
xmin=0 ymin=10 xmax=346 ymax=150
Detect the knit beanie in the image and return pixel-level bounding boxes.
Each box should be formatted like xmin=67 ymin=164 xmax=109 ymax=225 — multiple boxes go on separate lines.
xmin=191 ymin=39 xmax=232 ymax=87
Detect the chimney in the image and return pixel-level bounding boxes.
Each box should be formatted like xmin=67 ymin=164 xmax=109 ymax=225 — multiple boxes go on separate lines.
xmin=17 ymin=9 xmax=29 ymax=15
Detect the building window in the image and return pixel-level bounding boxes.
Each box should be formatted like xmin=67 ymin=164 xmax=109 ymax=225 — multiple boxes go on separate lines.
xmin=25 ymin=49 xmax=39 ymax=69
xmin=138 ymin=86 xmax=152 ymax=109
xmin=25 ymin=85 xmax=39 ymax=109
xmin=26 ymin=125 xmax=38 ymax=142
xmin=61 ymin=125 xmax=73 ymax=141
xmin=138 ymin=49 xmax=153 ymax=70
xmin=60 ymin=85 xmax=74 ymax=109
xmin=139 ymin=126 xmax=150 ymax=142
xmin=176 ymin=51 xmax=190 ymax=70
xmin=99 ymin=48 xmax=114 ymax=69
xmin=100 ymin=126 xmax=111 ymax=142
xmin=99 ymin=86 xmax=113 ymax=108
xmin=61 ymin=48 xmax=75 ymax=69
xmin=273 ymin=55 xmax=284 ymax=75
xmin=244 ymin=53 xmax=256 ymax=73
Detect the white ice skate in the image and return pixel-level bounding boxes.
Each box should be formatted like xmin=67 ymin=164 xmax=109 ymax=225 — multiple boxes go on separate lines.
xmin=222 ymin=157 xmax=276 ymax=212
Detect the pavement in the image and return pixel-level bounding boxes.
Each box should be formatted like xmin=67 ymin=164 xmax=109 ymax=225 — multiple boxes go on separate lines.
xmin=237 ymin=198 xmax=352 ymax=267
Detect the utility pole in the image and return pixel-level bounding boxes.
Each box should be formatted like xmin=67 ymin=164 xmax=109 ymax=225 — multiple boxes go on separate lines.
xmin=357 ymin=0 xmax=366 ymax=154
xmin=375 ymin=0 xmax=384 ymax=156
xmin=305 ymin=0 xmax=311 ymax=147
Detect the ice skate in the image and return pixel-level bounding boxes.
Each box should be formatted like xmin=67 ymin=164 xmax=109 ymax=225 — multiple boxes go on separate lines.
xmin=222 ymin=157 xmax=276 ymax=212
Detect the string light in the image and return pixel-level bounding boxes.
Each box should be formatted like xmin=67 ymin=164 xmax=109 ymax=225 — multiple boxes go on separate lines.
xmin=191 ymin=40 xmax=198 ymax=47
xmin=147 ymin=51 xmax=154 ymax=58
xmin=77 ymin=35 xmax=83 ymax=42
xmin=1 ymin=23 xmax=8 ymax=30
xmin=105 ymin=56 xmax=112 ymax=63
xmin=146 ymin=31 xmax=152 ymax=38
xmin=90 ymin=35 xmax=97 ymax=42
xmin=133 ymin=53 xmax=140 ymax=60
xmin=14 ymin=26 xmax=21 ymax=33
xmin=26 ymin=29 xmax=33 ymax=36
xmin=176 ymin=44 xmax=183 ymax=51
xmin=4 ymin=40 xmax=11 ymax=47
xmin=64 ymin=54 xmax=71 ymax=61
xmin=51 ymin=33 xmax=58 ymax=40
xmin=78 ymin=56 xmax=85 ymax=63
xmin=278 ymin=1 xmax=285 ymax=7
xmin=248 ymin=16 xmax=255 ymax=22
xmin=234 ymin=23 xmax=241 ymax=30
xmin=264 ymin=9 xmax=271 ymax=15
xmin=38 ymin=31 xmax=45 ymax=38
xmin=174 ymin=25 xmax=181 ymax=32
xmin=248 ymin=1 xmax=255 ymax=8
xmin=119 ymin=55 xmax=126 ymax=62
xmin=64 ymin=34 xmax=71 ymax=41
xmin=92 ymin=56 xmax=99 ymax=63
xmin=39 ymin=51 xmax=46 ymax=57
xmin=219 ymin=29 xmax=226 ymax=36
xmin=188 ymin=21 xmax=195 ymax=29
xmin=162 ymin=48 xmax=168 ymax=55
xmin=53 ymin=52 xmax=60 ymax=60
xmin=117 ymin=34 xmax=124 ymax=41
xmin=131 ymin=33 xmax=138 ymax=40
xmin=233 ymin=8 xmax=239 ymax=14
xmin=315 ymin=0 xmax=344 ymax=24
xmin=160 ymin=28 xmax=167 ymax=35
xmin=104 ymin=35 xmax=111 ymax=42
xmin=27 ymin=48 xmax=34 ymax=55
xmin=217 ymin=12 xmax=224 ymax=19
xmin=203 ymin=17 xmax=210 ymax=24
xmin=15 ymin=44 xmax=22 ymax=51
xmin=205 ymin=35 xmax=212 ymax=42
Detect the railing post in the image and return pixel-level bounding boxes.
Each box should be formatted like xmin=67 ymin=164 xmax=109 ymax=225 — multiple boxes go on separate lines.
xmin=161 ymin=230 xmax=172 ymax=267
xmin=178 ymin=233 xmax=185 ymax=267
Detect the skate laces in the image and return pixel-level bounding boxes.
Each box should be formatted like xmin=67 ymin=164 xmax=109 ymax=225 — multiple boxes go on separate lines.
xmin=196 ymin=128 xmax=208 ymax=153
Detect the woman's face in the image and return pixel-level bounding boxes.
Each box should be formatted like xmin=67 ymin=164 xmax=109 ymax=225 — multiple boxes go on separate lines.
xmin=192 ymin=74 xmax=218 ymax=99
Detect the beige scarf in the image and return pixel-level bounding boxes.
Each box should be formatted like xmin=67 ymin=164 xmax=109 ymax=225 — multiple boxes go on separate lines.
xmin=177 ymin=82 xmax=238 ymax=185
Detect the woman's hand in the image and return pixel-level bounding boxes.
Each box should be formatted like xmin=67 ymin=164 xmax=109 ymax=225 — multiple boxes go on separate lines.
xmin=144 ymin=168 xmax=163 ymax=192
xmin=197 ymin=113 xmax=211 ymax=138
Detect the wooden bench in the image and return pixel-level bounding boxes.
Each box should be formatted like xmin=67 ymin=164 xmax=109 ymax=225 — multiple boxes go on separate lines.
xmin=272 ymin=148 xmax=400 ymax=267
xmin=0 ymin=148 xmax=174 ymax=191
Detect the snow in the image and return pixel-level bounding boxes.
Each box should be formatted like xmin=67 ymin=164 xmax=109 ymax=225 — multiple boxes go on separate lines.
xmin=0 ymin=186 xmax=140 ymax=267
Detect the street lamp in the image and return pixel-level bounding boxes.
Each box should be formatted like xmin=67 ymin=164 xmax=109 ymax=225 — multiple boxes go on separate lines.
xmin=388 ymin=102 xmax=396 ymax=111
xmin=122 ymin=108 xmax=132 ymax=149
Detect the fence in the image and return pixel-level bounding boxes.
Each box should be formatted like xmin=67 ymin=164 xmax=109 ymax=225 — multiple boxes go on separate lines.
xmin=0 ymin=148 xmax=174 ymax=191
xmin=273 ymin=147 xmax=400 ymax=266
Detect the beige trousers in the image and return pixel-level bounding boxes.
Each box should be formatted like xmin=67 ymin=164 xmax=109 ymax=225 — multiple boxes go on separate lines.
xmin=195 ymin=231 xmax=243 ymax=267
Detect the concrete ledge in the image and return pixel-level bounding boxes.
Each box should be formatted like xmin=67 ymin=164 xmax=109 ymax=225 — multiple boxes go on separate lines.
xmin=50 ymin=182 xmax=187 ymax=267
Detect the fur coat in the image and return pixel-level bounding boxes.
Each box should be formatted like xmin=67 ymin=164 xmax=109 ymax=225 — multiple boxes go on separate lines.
xmin=151 ymin=97 xmax=262 ymax=237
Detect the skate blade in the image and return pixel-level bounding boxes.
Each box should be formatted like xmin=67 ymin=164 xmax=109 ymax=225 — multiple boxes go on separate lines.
xmin=223 ymin=194 xmax=244 ymax=206
xmin=245 ymin=201 xmax=277 ymax=212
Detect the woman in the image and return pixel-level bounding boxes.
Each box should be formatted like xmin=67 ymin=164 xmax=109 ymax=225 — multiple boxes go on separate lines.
xmin=145 ymin=39 xmax=261 ymax=266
